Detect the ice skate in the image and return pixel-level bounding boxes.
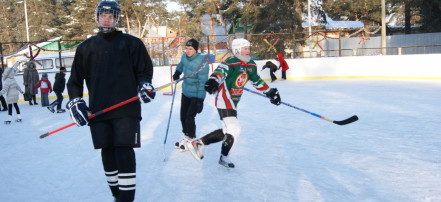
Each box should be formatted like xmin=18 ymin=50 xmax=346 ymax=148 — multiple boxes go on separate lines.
xmin=174 ymin=139 xmax=187 ymax=151
xmin=57 ymin=109 xmax=66 ymax=113
xmin=5 ymin=115 xmax=12 ymax=125
xmin=175 ymin=136 xmax=192 ymax=152
xmin=47 ymin=105 xmax=55 ymax=113
xmin=15 ymin=119 xmax=22 ymax=123
xmin=219 ymin=155 xmax=235 ymax=168
xmin=187 ymin=139 xmax=204 ymax=160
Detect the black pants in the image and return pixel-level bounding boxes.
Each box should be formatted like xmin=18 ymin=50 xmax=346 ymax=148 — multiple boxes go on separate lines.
xmin=50 ymin=92 xmax=64 ymax=110
xmin=29 ymin=95 xmax=37 ymax=104
xmin=0 ymin=95 xmax=7 ymax=110
xmin=8 ymin=103 xmax=20 ymax=116
xmin=270 ymin=69 xmax=277 ymax=81
xmin=180 ymin=94 xmax=200 ymax=138
xmin=282 ymin=70 xmax=287 ymax=80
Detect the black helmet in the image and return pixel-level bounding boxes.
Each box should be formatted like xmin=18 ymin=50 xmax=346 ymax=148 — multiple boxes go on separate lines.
xmin=95 ymin=0 xmax=121 ymax=33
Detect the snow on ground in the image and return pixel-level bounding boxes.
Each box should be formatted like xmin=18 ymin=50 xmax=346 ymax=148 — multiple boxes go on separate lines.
xmin=1 ymin=79 xmax=440 ymax=202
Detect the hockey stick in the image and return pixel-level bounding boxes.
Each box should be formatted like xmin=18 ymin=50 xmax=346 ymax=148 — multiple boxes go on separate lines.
xmin=40 ymin=55 xmax=210 ymax=139
xmin=243 ymin=88 xmax=358 ymax=125
xmin=40 ymin=96 xmax=139 ymax=139
xmin=163 ymin=82 xmax=178 ymax=161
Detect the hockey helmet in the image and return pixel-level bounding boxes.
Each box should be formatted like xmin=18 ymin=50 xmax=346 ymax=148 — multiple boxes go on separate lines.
xmin=95 ymin=0 xmax=121 ymax=33
xmin=231 ymin=38 xmax=250 ymax=57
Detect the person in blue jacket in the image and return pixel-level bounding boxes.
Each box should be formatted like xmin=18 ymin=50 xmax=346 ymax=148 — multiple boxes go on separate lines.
xmin=172 ymin=39 xmax=210 ymax=151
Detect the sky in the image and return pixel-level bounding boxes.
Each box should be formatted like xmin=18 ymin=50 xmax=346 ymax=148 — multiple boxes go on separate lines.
xmin=1 ymin=79 xmax=440 ymax=202
xmin=165 ymin=0 xmax=183 ymax=12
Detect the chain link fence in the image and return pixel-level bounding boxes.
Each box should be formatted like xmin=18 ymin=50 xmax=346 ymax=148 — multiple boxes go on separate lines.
xmin=2 ymin=30 xmax=441 ymax=69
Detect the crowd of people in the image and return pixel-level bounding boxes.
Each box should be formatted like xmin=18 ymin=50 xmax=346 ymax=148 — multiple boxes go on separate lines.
xmin=0 ymin=61 xmax=68 ymax=125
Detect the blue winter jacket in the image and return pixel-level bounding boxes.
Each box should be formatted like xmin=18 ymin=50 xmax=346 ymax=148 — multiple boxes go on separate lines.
xmin=175 ymin=52 xmax=209 ymax=99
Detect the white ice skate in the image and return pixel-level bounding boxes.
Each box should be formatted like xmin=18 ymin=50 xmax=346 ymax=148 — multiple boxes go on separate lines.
xmin=186 ymin=139 xmax=204 ymax=160
xmin=175 ymin=136 xmax=192 ymax=152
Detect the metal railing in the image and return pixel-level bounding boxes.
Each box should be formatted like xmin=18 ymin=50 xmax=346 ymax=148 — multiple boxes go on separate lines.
xmin=401 ymin=45 xmax=441 ymax=55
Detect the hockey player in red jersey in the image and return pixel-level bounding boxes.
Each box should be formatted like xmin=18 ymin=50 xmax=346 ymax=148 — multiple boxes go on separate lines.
xmin=187 ymin=38 xmax=281 ymax=168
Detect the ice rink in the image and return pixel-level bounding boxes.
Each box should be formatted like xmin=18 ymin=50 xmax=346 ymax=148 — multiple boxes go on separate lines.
xmin=1 ymin=79 xmax=440 ymax=202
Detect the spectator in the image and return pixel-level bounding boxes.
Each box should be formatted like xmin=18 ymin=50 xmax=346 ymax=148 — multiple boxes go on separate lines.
xmin=262 ymin=61 xmax=279 ymax=82
xmin=0 ymin=67 xmax=24 ymax=124
xmin=23 ymin=61 xmax=39 ymax=105
xmin=276 ymin=53 xmax=290 ymax=80
xmin=34 ymin=73 xmax=52 ymax=107
xmin=0 ymin=67 xmax=7 ymax=111
xmin=48 ymin=67 xmax=67 ymax=113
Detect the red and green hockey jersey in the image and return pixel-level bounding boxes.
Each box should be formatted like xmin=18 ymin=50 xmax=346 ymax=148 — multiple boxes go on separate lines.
xmin=211 ymin=56 xmax=270 ymax=110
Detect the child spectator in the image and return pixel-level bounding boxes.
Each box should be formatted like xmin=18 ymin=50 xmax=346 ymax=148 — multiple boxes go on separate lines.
xmin=48 ymin=67 xmax=67 ymax=113
xmin=0 ymin=67 xmax=24 ymax=124
xmin=34 ymin=73 xmax=52 ymax=107
xmin=262 ymin=61 xmax=279 ymax=82
xmin=276 ymin=53 xmax=290 ymax=80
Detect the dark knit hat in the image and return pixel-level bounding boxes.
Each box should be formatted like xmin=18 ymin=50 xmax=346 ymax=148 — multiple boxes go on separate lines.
xmin=60 ymin=67 xmax=66 ymax=72
xmin=186 ymin=39 xmax=199 ymax=51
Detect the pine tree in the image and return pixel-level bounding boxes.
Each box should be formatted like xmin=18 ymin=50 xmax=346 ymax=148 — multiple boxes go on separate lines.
xmin=65 ymin=0 xmax=101 ymax=40
xmin=419 ymin=0 xmax=441 ymax=32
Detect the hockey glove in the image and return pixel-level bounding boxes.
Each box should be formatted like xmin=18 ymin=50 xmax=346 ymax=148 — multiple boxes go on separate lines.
xmin=66 ymin=97 xmax=91 ymax=126
xmin=172 ymin=71 xmax=182 ymax=81
xmin=138 ymin=82 xmax=156 ymax=103
xmin=205 ymin=78 xmax=219 ymax=94
xmin=265 ymin=88 xmax=281 ymax=106
xmin=195 ymin=98 xmax=204 ymax=114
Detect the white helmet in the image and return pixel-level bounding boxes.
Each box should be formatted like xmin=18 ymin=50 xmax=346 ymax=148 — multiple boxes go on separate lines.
xmin=231 ymin=38 xmax=251 ymax=62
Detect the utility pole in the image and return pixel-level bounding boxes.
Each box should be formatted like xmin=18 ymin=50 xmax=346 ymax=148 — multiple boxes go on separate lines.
xmin=381 ymin=0 xmax=386 ymax=55
xmin=307 ymin=0 xmax=313 ymax=57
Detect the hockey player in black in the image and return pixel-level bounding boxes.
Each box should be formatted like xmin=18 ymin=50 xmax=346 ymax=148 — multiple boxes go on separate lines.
xmin=66 ymin=1 xmax=155 ymax=201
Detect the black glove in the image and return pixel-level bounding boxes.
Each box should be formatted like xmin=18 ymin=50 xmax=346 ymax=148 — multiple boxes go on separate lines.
xmin=138 ymin=82 xmax=156 ymax=103
xmin=265 ymin=88 xmax=281 ymax=106
xmin=205 ymin=78 xmax=219 ymax=94
xmin=173 ymin=71 xmax=182 ymax=81
xmin=66 ymin=97 xmax=91 ymax=126
xmin=195 ymin=98 xmax=204 ymax=114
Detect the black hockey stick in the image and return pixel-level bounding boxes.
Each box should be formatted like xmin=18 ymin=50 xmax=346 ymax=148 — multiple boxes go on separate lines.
xmin=243 ymin=88 xmax=358 ymax=125
xmin=40 ymin=55 xmax=210 ymax=139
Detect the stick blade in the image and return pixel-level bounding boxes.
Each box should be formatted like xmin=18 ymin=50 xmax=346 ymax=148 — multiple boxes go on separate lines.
xmin=40 ymin=133 xmax=49 ymax=139
xmin=333 ymin=115 xmax=359 ymax=125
